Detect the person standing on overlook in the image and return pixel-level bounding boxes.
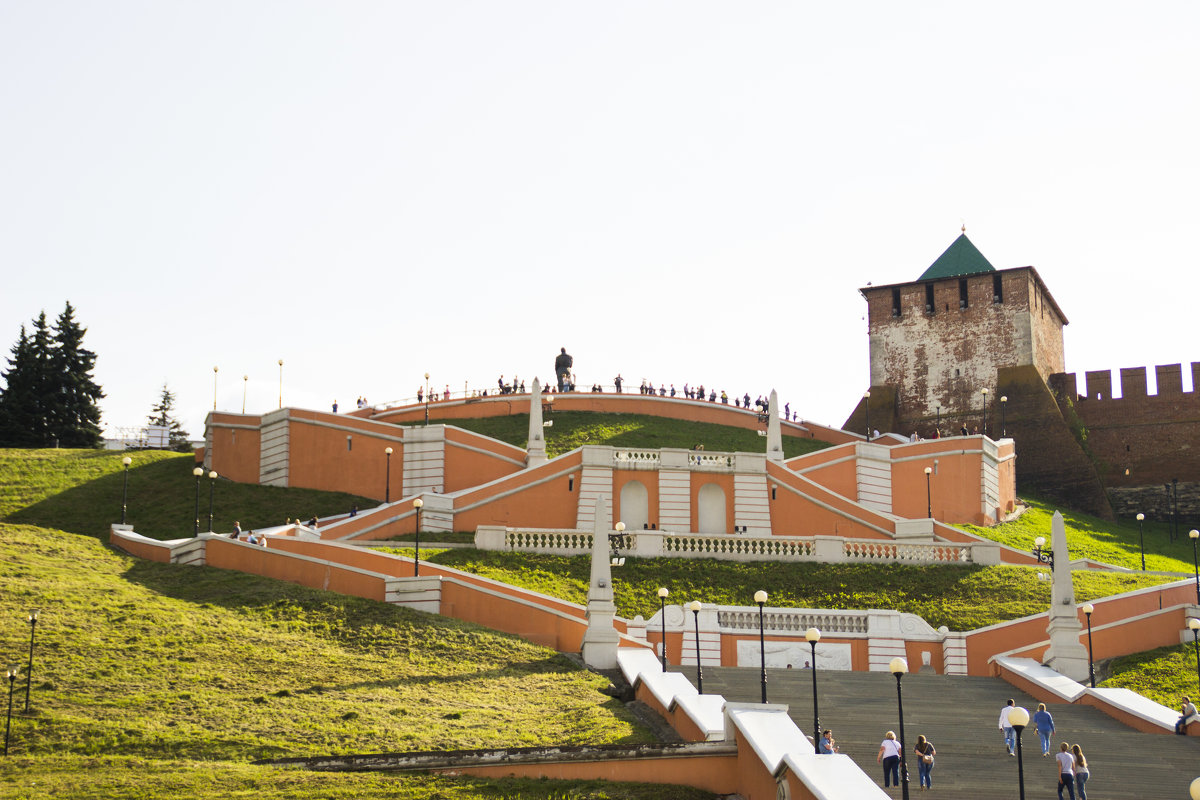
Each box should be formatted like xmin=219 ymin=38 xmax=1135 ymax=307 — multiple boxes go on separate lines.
xmin=554 ymin=347 xmax=573 ymax=392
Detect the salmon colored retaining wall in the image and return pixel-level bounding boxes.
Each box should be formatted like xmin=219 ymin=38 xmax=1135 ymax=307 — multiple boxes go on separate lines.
xmin=425 ymin=750 xmax=740 ymax=794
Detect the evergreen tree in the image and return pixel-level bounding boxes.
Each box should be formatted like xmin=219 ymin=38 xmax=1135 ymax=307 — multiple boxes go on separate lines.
xmin=0 ymin=304 xmax=104 ymax=448
xmin=0 ymin=325 xmax=40 ymax=446
xmin=147 ymin=384 xmax=190 ymax=450
xmin=48 ymin=302 xmax=105 ymax=448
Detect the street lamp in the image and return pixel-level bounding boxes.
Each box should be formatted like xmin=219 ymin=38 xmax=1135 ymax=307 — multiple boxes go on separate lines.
xmin=1008 ymin=705 xmax=1030 ymax=800
xmin=207 ymin=470 xmax=218 ymax=533
xmin=1190 ymin=530 xmax=1200 ymax=605
xmin=889 ymin=657 xmax=911 ymax=800
xmin=981 ymin=387 xmax=990 ymax=437
xmin=24 ymin=611 xmax=38 ymax=712
xmin=4 ymin=666 xmax=15 ymax=756
xmin=754 ymin=590 xmax=768 ymax=703
xmin=657 ymin=587 xmax=669 ymax=671
xmin=212 ymin=366 xmax=219 ymax=410
xmin=120 ymin=456 xmax=132 ymax=525
xmin=1190 ymin=776 xmax=1200 ymax=800
xmin=863 ymin=391 xmax=871 ymax=439
xmin=242 ymin=374 xmax=248 ymax=414
xmin=1000 ymin=394 xmax=1008 ymax=437
xmin=1032 ymin=536 xmax=1054 ymax=569
xmin=424 ymin=372 xmax=431 ymax=424
xmin=805 ymin=627 xmax=821 ymax=747
xmin=1137 ymin=513 xmax=1146 ymax=571
xmin=1082 ymin=603 xmax=1095 ymax=688
xmin=384 ymin=447 xmax=393 ymax=504
xmin=192 ymin=466 xmax=204 ymax=535
xmin=277 ymin=359 xmax=284 ymax=408
xmin=412 ymin=498 xmax=423 ymax=576
xmin=611 ymin=521 xmax=626 ymax=567
xmin=1188 ymin=618 xmax=1200 ymax=693
xmin=923 ymin=466 xmax=932 ymax=519
xmin=687 ymin=600 xmax=703 ymax=694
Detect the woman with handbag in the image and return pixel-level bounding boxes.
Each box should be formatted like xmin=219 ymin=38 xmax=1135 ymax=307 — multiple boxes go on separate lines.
xmin=914 ymin=734 xmax=936 ymax=790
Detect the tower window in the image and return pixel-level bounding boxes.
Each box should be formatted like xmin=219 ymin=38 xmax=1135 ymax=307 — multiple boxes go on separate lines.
xmin=959 ymin=279 xmax=968 ymax=309
xmin=925 ymin=284 xmax=935 ymax=314
xmin=346 ymin=435 xmax=352 ymax=451
xmin=891 ymin=288 xmax=902 ymax=317
xmin=993 ymin=274 xmax=1003 ymax=304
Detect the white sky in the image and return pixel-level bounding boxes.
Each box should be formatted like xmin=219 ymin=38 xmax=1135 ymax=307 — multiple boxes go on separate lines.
xmin=2 ymin=2 xmax=1197 ymax=440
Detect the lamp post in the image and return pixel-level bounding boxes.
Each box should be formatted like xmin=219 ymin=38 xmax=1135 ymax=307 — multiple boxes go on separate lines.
xmin=1173 ymin=479 xmax=1180 ymax=542
xmin=1000 ymin=394 xmax=1008 ymax=437
xmin=424 ymin=372 xmax=431 ymax=424
xmin=863 ymin=391 xmax=871 ymax=439
xmin=657 ymin=587 xmax=669 ymax=671
xmin=207 ymin=470 xmax=217 ymax=532
xmin=924 ymin=466 xmax=932 ymax=519
xmin=1190 ymin=530 xmax=1200 ymax=605
xmin=981 ymin=387 xmax=990 ymax=436
xmin=384 ymin=447 xmax=393 ymax=504
xmin=1009 ymin=705 xmax=1030 ymax=800
xmin=611 ymin=522 xmax=626 ymax=567
xmin=24 ymin=611 xmax=38 ymax=712
xmin=688 ymin=600 xmax=703 ymax=694
xmin=192 ymin=466 xmax=203 ymax=535
xmin=1081 ymin=603 xmax=1095 ymax=687
xmin=805 ymin=627 xmax=821 ymax=747
xmin=754 ymin=590 xmax=768 ymax=703
xmin=889 ymin=657 xmax=911 ymax=800
xmin=1032 ymin=536 xmax=1054 ymax=569
xmin=212 ymin=366 xmax=219 ymax=410
xmin=1137 ymin=513 xmax=1146 ymax=571
xmin=242 ymin=374 xmax=248 ymax=414
xmin=120 ymin=456 xmax=132 ymax=524
xmin=1189 ymin=776 xmax=1200 ymax=800
xmin=4 ymin=667 xmax=15 ymax=756
xmin=412 ymin=498 xmax=423 ymax=576
xmin=277 ymin=359 xmax=284 ymax=408
xmin=1188 ymin=618 xmax=1200 ymax=693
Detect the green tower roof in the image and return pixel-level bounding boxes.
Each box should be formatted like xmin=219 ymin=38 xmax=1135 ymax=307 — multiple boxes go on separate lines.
xmin=917 ymin=233 xmax=995 ymax=281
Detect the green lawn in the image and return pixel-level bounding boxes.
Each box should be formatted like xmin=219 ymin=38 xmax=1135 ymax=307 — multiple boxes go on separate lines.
xmin=960 ymin=496 xmax=1197 ymax=573
xmin=0 ymin=523 xmax=711 ymax=799
xmin=1102 ymin=642 xmax=1200 ymax=708
xmin=0 ymin=448 xmax=375 ymax=540
xmin=441 ymin=411 xmax=831 ymax=458
xmin=417 ymin=549 xmax=1172 ymax=632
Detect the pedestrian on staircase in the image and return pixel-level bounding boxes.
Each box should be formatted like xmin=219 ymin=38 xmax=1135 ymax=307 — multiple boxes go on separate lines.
xmin=1055 ymin=742 xmax=1077 ymax=800
xmin=999 ymin=698 xmax=1017 ymax=755
xmin=914 ymin=734 xmax=935 ymax=789
xmin=877 ymin=730 xmax=901 ymax=788
xmin=1071 ymin=744 xmax=1090 ymax=800
xmin=1033 ymin=703 xmax=1056 ymax=756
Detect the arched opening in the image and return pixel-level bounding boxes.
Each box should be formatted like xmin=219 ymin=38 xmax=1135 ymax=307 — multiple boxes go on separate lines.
xmin=619 ymin=480 xmax=649 ymax=531
xmin=697 ymin=483 xmax=727 ymax=534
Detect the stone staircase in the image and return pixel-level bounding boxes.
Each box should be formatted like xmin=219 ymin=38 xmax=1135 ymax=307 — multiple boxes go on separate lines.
xmin=675 ymin=665 xmax=1200 ymax=799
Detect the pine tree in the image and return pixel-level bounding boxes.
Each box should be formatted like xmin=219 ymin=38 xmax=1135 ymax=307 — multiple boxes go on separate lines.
xmin=48 ymin=302 xmax=104 ymax=448
xmin=147 ymin=384 xmax=190 ymax=451
xmin=0 ymin=325 xmax=40 ymax=446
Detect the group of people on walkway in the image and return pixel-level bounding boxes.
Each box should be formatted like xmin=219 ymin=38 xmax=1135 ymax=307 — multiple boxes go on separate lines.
xmin=1000 ymin=699 xmax=1091 ymax=800
xmin=876 ymin=730 xmax=937 ymax=791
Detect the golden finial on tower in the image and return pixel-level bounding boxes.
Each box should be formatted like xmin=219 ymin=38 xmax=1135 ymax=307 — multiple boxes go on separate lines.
xmin=961 ymin=222 xmax=966 ymax=233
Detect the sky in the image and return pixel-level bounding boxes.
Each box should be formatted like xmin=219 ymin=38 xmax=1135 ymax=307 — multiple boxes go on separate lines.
xmin=2 ymin=2 xmax=1197 ymax=441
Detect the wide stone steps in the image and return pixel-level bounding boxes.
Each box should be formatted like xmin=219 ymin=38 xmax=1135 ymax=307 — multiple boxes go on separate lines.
xmin=669 ymin=665 xmax=1200 ymax=799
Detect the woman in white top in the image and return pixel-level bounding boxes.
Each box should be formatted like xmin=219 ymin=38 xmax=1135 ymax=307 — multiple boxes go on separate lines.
xmin=1055 ymin=742 xmax=1076 ymax=800
xmin=877 ymin=730 xmax=902 ymax=788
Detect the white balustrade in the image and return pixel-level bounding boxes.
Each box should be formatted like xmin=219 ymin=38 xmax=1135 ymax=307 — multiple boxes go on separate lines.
xmin=612 ymin=450 xmax=661 ymax=467
xmin=481 ymin=527 xmax=980 ymax=565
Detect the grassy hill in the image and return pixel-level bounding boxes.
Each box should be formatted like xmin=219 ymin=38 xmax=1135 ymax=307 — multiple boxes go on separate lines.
xmin=401 ymin=549 xmax=1171 ymax=632
xmin=441 ymin=411 xmax=831 ymax=458
xmin=0 ymin=450 xmax=711 ymax=800
xmin=0 ymin=448 xmax=375 ymax=540
xmin=960 ymin=496 xmax=1198 ymax=573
